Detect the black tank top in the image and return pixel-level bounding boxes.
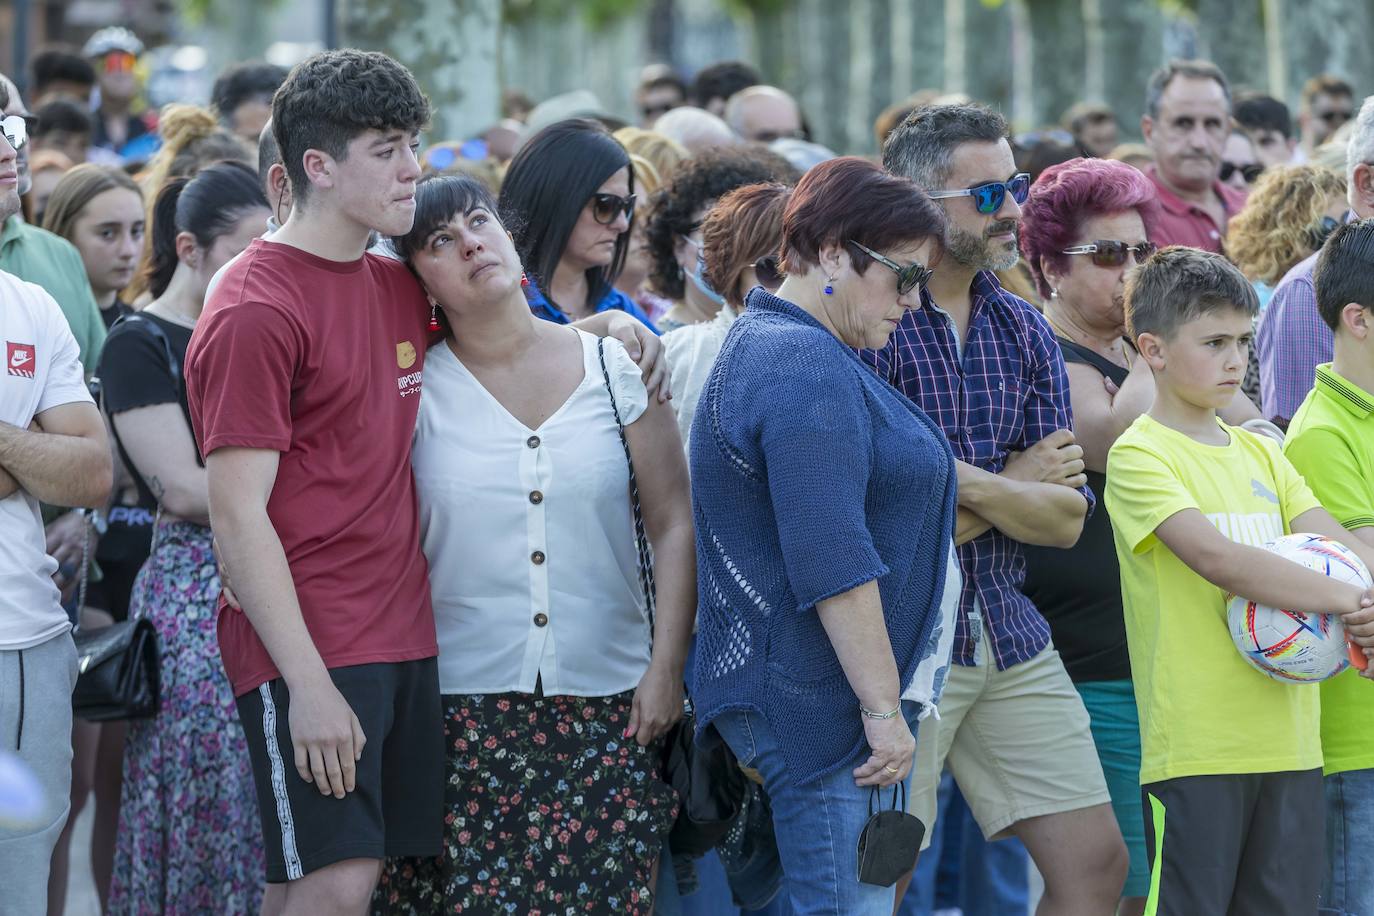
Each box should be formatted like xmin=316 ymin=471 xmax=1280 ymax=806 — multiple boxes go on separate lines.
xmin=1022 ymin=337 xmax=1132 ymax=682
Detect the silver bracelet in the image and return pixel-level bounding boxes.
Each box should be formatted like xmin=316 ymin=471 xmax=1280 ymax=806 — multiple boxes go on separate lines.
xmin=859 ymin=703 xmax=901 ymax=720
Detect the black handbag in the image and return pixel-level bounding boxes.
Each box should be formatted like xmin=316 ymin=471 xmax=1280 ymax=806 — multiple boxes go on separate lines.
xmin=70 ymin=498 xmax=161 ymax=723
xmin=72 ymin=618 xmax=160 ymax=721
xmin=597 ymin=338 xmax=747 ymax=856
xmin=856 ymin=783 xmax=925 ymax=886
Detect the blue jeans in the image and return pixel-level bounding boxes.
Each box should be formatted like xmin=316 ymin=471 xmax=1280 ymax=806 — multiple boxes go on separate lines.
xmin=1322 ymin=768 xmax=1374 ymax=916
xmin=713 ymin=706 xmax=918 ymax=916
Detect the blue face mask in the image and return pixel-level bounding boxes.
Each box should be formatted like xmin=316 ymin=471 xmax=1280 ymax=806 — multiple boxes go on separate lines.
xmin=689 ymin=249 xmax=728 ymax=307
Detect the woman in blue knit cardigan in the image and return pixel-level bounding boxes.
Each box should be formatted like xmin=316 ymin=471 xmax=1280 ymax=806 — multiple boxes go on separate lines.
xmin=690 ymin=157 xmax=959 ymax=915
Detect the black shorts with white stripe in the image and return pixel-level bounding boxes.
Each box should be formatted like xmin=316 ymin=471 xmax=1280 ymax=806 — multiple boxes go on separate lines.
xmin=236 ymin=658 xmax=443 ymax=883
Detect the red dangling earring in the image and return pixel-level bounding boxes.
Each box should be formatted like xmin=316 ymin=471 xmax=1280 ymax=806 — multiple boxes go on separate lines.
xmin=427 ymin=301 xmax=441 ymax=332
xmin=520 ymin=271 xmax=530 ymax=288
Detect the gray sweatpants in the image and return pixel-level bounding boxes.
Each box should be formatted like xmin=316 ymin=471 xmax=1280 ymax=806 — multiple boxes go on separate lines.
xmin=0 ymin=631 xmax=78 ymax=916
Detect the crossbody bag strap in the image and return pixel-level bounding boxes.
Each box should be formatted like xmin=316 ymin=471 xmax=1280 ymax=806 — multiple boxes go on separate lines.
xmin=596 ymin=337 xmax=656 ymax=638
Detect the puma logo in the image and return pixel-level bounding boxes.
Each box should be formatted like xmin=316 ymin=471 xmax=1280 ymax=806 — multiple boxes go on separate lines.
xmin=1252 ymin=479 xmax=1279 ymax=504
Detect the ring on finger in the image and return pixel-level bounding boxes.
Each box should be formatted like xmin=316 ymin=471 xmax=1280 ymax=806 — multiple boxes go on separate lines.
xmin=883 ymin=764 xmax=899 ymax=774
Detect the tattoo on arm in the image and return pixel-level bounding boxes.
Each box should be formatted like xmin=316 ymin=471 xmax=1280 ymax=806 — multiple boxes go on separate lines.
xmin=146 ymin=475 xmax=165 ymax=501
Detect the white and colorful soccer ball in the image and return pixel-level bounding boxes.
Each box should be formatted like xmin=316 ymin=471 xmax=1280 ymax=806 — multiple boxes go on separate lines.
xmin=1226 ymin=533 xmax=1371 ymax=683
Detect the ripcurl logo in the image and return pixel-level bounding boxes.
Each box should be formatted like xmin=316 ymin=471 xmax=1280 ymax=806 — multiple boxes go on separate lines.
xmin=6 ymin=342 xmax=35 ymax=378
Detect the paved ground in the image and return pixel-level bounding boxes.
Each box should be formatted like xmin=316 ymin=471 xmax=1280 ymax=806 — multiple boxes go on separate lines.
xmin=63 ymin=803 xmax=100 ymax=915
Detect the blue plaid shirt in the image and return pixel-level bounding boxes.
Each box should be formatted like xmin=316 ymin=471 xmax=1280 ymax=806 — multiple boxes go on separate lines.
xmin=525 ymin=276 xmax=659 ymax=333
xmin=862 ymin=271 xmax=1093 ymax=670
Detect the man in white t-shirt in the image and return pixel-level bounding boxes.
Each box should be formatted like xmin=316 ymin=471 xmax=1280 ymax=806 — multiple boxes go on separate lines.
xmin=0 ymin=87 xmax=112 ymax=914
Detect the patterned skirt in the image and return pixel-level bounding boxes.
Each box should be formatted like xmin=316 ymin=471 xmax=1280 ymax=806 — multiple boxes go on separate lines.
xmin=374 ymin=690 xmax=679 ymax=915
xmin=108 ymin=521 xmax=264 ymax=915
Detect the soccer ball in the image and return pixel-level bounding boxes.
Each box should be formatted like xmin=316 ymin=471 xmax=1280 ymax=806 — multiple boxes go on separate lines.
xmin=1226 ymin=533 xmax=1371 ymax=683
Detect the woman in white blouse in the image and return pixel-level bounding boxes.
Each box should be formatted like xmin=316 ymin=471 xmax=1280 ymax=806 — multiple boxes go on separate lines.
xmin=374 ymin=174 xmax=695 ymax=915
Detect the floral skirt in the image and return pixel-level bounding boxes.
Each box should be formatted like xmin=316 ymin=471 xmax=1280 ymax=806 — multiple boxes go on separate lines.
xmin=108 ymin=521 xmax=264 ymax=915
xmin=374 ymin=690 xmax=678 ymax=915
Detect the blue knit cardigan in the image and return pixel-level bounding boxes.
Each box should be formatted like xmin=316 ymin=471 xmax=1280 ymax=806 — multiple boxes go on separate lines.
xmin=689 ymin=290 xmax=958 ymax=785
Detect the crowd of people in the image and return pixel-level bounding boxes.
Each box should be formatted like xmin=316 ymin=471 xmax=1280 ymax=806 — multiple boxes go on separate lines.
xmin=2 ymin=24 xmax=1374 ymax=916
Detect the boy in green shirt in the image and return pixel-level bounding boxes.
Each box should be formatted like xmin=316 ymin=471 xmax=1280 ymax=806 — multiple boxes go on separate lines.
xmin=1105 ymin=246 xmax=1374 ymax=915
xmin=1283 ymin=218 xmax=1374 ymax=915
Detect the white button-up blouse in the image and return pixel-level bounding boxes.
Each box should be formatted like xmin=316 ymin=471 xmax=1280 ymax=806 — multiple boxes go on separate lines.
xmin=412 ymin=329 xmax=653 ymax=697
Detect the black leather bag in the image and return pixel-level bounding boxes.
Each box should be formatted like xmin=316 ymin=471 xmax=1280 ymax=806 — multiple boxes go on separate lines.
xmin=661 ymin=705 xmax=749 ymax=857
xmin=597 ymin=339 xmax=748 ymax=857
xmin=72 ymin=619 xmax=160 ymax=722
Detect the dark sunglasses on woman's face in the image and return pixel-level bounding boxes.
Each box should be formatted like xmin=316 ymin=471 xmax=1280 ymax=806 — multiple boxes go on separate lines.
xmin=928 ymin=172 xmax=1031 ymax=216
xmin=592 ymin=192 xmax=637 ymax=225
xmin=751 ymin=255 xmax=784 ymax=290
xmin=848 ymin=240 xmax=934 ymax=295
xmin=1062 ymin=239 xmax=1157 ymax=268
xmin=1220 ymin=161 xmax=1265 ymax=184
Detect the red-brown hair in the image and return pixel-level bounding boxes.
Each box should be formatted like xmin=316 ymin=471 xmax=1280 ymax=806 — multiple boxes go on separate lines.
xmin=780 ymin=156 xmax=945 ymax=276
xmin=702 ymin=182 xmax=791 ymax=309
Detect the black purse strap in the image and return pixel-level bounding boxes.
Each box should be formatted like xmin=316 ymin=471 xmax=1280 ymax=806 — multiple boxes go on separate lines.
xmin=596 ymin=337 xmax=656 ymax=637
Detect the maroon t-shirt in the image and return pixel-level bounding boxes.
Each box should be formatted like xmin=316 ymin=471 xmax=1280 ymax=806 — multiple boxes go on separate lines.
xmin=186 ymin=238 xmax=436 ymax=696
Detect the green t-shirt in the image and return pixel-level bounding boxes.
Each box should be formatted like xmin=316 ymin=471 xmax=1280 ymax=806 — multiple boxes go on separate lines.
xmin=0 ymin=216 xmax=105 ymax=375
xmin=1107 ymin=414 xmax=1323 ymax=784
xmin=1284 ymin=363 xmax=1374 ymax=776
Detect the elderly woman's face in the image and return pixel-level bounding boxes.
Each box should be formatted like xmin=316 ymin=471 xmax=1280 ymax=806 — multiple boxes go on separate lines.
xmin=1055 ymin=209 xmax=1148 ymax=332
xmin=411 ymin=204 xmax=523 ymax=311
xmin=828 ymin=238 xmax=935 ymax=350
xmin=562 ymin=166 xmax=632 ymax=272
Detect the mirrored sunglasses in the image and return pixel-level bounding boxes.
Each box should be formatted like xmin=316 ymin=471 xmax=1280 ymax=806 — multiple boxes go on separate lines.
xmin=928 ymin=172 xmax=1031 ymax=215
xmin=848 ymin=240 xmax=934 ymax=295
xmin=103 ymin=51 xmax=137 ymax=74
xmin=592 ymin=192 xmax=636 ymax=225
xmin=0 ymin=114 xmax=29 ymax=152
xmin=1061 ymin=239 xmax=1157 ymax=268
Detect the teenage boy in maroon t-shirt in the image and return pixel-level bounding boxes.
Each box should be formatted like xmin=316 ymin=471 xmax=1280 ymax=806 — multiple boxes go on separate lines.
xmin=187 ymin=50 xmax=666 ymax=912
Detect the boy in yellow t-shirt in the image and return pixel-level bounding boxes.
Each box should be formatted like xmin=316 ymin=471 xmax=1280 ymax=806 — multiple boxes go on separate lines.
xmin=1283 ymin=219 xmax=1374 ymax=914
xmin=1105 ymin=246 xmax=1374 ymax=915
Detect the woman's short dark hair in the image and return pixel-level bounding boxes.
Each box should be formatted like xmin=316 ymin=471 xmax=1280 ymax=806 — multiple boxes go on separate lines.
xmin=142 ymin=160 xmax=267 ymax=298
xmin=702 ymin=182 xmax=791 ymax=309
xmin=781 ymin=156 xmax=945 ymax=277
xmin=646 ymin=146 xmax=797 ymax=301
xmin=497 ymin=119 xmax=633 ymax=313
xmin=391 ymin=173 xmax=500 ymax=265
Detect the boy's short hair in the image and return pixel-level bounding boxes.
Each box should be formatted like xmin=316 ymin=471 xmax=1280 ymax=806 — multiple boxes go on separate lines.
xmin=34 ymin=98 xmax=92 ymax=138
xmin=1234 ymin=91 xmax=1292 ymax=139
xmin=211 ymin=61 xmax=288 ymax=122
xmin=1315 ymin=218 xmax=1374 ymax=331
xmin=272 ymin=49 xmax=429 ymax=205
xmin=1124 ymin=245 xmax=1259 ymax=341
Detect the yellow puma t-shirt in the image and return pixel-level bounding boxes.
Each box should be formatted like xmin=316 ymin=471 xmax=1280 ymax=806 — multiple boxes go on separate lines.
xmin=1106 ymin=414 xmax=1323 ymax=785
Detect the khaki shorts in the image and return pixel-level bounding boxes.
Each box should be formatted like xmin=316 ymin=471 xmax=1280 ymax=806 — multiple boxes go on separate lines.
xmin=911 ymin=640 xmax=1110 ymax=849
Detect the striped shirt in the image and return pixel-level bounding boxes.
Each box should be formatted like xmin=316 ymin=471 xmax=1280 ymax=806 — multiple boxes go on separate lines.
xmin=1256 ymin=251 xmax=1329 ymax=426
xmin=862 ymin=271 xmax=1093 ymax=670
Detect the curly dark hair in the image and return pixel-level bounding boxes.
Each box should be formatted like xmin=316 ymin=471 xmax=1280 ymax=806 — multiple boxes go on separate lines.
xmin=272 ymin=50 xmax=430 ymax=205
xmin=646 ymin=145 xmax=798 ymax=300
xmin=212 ymin=61 xmax=288 ymax=123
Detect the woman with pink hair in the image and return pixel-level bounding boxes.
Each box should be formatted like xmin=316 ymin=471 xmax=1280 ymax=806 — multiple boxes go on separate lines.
xmin=1017 ymin=157 xmax=1258 ymax=916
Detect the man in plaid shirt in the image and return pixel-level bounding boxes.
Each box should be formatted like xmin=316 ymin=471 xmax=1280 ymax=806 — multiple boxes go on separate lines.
xmin=1257 ymin=94 xmax=1374 ymax=428
xmin=874 ymin=104 xmax=1126 ymax=912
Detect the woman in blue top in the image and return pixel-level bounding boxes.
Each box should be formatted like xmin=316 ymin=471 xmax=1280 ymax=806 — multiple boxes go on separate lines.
xmin=498 ymin=118 xmax=658 ymax=330
xmin=690 ymin=156 xmax=958 ymax=915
